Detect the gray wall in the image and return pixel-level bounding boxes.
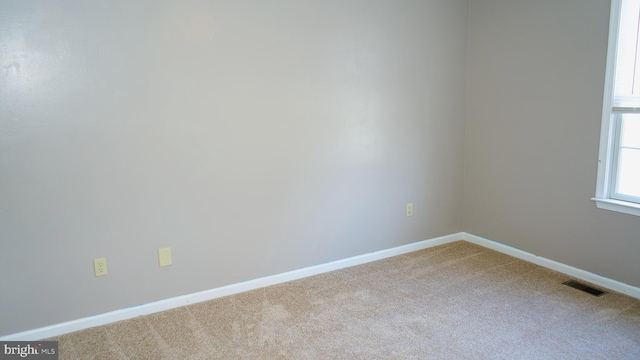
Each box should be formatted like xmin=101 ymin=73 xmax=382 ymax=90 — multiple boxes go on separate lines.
xmin=464 ymin=0 xmax=640 ymax=287
xmin=0 ymin=0 xmax=469 ymax=335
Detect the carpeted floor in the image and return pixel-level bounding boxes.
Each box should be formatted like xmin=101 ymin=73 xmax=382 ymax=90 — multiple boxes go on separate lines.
xmin=48 ymin=241 xmax=640 ymax=359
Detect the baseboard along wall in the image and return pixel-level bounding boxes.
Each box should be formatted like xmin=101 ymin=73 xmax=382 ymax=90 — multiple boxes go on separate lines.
xmin=460 ymin=233 xmax=640 ymax=300
xmin=2 ymin=232 xmax=638 ymax=341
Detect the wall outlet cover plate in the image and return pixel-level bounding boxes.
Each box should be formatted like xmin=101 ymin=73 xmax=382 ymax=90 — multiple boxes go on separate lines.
xmin=158 ymin=247 xmax=172 ymax=267
xmin=94 ymin=258 xmax=107 ymax=277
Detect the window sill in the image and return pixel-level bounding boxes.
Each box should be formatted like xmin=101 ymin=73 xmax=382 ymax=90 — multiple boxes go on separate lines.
xmin=592 ymin=197 xmax=640 ymax=217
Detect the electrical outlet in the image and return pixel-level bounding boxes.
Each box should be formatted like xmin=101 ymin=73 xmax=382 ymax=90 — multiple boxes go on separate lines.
xmin=406 ymin=203 xmax=414 ymax=217
xmin=94 ymin=258 xmax=107 ymax=277
xmin=158 ymin=247 xmax=172 ymax=267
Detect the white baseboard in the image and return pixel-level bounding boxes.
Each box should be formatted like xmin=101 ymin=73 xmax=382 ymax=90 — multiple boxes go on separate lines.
xmin=4 ymin=231 xmax=638 ymax=341
xmin=0 ymin=232 xmax=464 ymax=341
xmin=461 ymin=233 xmax=640 ymax=299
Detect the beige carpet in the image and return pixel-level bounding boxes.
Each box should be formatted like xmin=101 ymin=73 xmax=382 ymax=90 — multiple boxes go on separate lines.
xmin=48 ymin=241 xmax=640 ymax=359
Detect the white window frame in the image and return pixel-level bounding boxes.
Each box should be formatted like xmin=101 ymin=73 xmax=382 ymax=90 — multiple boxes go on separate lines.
xmin=592 ymin=0 xmax=640 ymax=217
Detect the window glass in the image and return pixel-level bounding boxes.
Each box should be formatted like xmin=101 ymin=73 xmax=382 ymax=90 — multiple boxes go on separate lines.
xmin=620 ymin=114 xmax=640 ymax=148
xmin=616 ymin=149 xmax=640 ymax=197
xmin=614 ymin=0 xmax=640 ymax=98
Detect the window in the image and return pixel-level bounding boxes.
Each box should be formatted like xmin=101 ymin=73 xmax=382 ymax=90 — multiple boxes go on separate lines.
xmin=593 ymin=0 xmax=640 ymax=216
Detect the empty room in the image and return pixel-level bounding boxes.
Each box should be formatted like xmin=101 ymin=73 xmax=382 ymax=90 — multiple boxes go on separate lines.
xmin=1 ymin=0 xmax=639 ymax=358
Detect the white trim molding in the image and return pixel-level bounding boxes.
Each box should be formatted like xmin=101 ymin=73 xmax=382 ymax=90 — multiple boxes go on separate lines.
xmin=0 ymin=233 xmax=463 ymax=341
xmin=592 ymin=197 xmax=640 ymax=217
xmin=2 ymin=232 xmax=638 ymax=341
xmin=461 ymin=233 xmax=640 ymax=299
xmin=593 ymin=0 xmax=640 ymax=217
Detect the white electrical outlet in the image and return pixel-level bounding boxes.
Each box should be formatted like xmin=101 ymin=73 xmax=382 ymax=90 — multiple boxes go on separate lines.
xmin=158 ymin=247 xmax=172 ymax=267
xmin=406 ymin=203 xmax=414 ymax=217
xmin=94 ymin=258 xmax=107 ymax=277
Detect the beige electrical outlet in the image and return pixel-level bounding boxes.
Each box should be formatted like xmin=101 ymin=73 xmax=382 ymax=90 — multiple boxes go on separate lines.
xmin=94 ymin=257 xmax=107 ymax=276
xmin=158 ymin=247 xmax=172 ymax=267
xmin=406 ymin=203 xmax=414 ymax=217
